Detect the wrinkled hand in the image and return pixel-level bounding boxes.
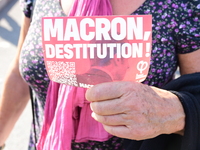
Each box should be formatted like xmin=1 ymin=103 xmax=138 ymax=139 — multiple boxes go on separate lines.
xmin=86 ymin=81 xmax=185 ymax=140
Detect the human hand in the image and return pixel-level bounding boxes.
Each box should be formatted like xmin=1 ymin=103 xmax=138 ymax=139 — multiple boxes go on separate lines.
xmin=86 ymin=81 xmax=185 ymax=140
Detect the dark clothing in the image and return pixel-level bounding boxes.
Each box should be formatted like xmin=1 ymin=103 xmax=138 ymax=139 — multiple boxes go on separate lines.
xmin=124 ymin=73 xmax=200 ymax=150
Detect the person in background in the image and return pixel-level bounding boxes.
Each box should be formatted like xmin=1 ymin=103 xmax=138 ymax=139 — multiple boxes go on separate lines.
xmin=0 ymin=0 xmax=200 ymax=150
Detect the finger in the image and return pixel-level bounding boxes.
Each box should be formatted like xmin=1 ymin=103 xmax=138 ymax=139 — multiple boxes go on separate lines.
xmin=86 ymin=81 xmax=131 ymax=102
xmin=103 ymin=123 xmax=163 ymax=141
xmin=102 ymin=124 xmax=132 ymax=139
xmin=91 ymin=112 xmax=127 ymax=126
xmin=90 ymin=98 xmax=124 ymax=115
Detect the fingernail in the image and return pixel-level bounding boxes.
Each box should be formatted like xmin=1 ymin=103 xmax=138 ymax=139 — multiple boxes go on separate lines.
xmin=90 ymin=103 xmax=93 ymax=111
xmin=91 ymin=112 xmax=95 ymax=119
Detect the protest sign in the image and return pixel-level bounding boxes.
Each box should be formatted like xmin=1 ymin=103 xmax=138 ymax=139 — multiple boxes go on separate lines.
xmin=42 ymin=15 xmax=152 ymax=88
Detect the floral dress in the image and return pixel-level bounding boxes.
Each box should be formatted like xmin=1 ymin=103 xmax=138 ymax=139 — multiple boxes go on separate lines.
xmin=19 ymin=0 xmax=200 ymax=149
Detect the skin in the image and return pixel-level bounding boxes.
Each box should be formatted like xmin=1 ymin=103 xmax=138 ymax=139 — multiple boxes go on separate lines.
xmin=83 ymin=0 xmax=200 ymax=140
xmin=82 ymin=0 xmax=200 ymax=141
xmin=86 ymin=49 xmax=200 ymax=140
xmin=0 ymin=14 xmax=30 ymax=146
xmin=0 ymin=0 xmax=200 ymax=146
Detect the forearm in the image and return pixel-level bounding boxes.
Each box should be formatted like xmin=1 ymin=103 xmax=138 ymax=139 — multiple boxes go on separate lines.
xmin=151 ymin=87 xmax=185 ymax=136
xmin=0 ymin=14 xmax=31 ymax=146
xmin=0 ymin=66 xmax=29 ymax=146
xmin=162 ymin=72 xmax=200 ymax=149
xmin=170 ymin=92 xmax=185 ymax=136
